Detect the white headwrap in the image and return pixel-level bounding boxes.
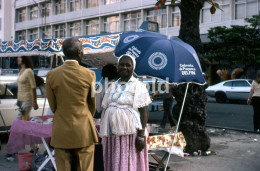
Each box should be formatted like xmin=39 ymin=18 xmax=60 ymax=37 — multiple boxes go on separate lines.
xmin=117 ymin=54 xmax=136 ymax=69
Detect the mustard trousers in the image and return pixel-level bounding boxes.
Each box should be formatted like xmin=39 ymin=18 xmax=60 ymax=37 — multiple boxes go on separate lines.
xmin=55 ymin=144 xmax=95 ymax=171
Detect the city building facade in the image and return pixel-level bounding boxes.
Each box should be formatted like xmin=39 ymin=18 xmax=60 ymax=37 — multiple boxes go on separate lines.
xmin=13 ymin=0 xmax=260 ymax=41
xmin=0 ymin=0 xmax=15 ymax=42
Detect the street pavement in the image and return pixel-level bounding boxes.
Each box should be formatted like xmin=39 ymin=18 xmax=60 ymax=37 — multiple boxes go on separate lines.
xmin=1 ymin=128 xmax=260 ymax=171
xmin=1 ymin=97 xmax=259 ymax=171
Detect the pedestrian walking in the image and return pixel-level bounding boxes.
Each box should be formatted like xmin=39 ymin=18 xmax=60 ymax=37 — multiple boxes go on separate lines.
xmin=46 ymin=37 xmax=98 ymax=171
xmin=5 ymin=56 xmax=39 ymax=158
xmin=247 ymin=70 xmax=260 ymax=133
xmin=160 ymin=83 xmax=176 ymax=129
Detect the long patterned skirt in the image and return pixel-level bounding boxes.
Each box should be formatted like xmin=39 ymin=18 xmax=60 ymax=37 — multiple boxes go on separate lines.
xmin=102 ymin=134 xmax=149 ymax=171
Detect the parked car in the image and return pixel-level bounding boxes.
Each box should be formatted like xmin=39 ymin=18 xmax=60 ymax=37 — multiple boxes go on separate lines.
xmin=206 ymin=79 xmax=253 ymax=103
xmin=0 ymin=76 xmax=49 ymax=133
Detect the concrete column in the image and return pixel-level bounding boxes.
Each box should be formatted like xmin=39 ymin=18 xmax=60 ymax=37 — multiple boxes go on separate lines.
xmin=37 ymin=27 xmax=40 ymax=39
xmin=50 ymin=25 xmax=53 ymax=38
xmin=48 ymin=0 xmax=52 ymax=17
xmin=81 ymin=19 xmax=84 ymax=36
xmin=166 ymin=5 xmax=171 ymax=35
xmin=65 ymin=22 xmax=69 ymax=38
xmin=26 ymin=6 xmax=29 ymax=29
xmin=230 ymin=0 xmax=234 ymax=20
xmin=51 ymin=0 xmax=55 ymax=16
xmin=141 ymin=9 xmax=145 ymax=22
xmin=119 ymin=13 xmax=124 ymax=32
xmin=26 ymin=29 xmax=28 ymax=40
xmin=99 ymin=16 xmax=104 ymax=34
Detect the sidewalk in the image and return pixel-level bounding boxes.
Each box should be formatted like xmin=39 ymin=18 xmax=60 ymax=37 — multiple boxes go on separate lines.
xmin=1 ymin=128 xmax=260 ymax=171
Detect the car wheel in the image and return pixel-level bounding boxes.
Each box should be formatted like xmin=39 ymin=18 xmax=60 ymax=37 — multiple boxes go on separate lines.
xmin=215 ymin=92 xmax=227 ymax=103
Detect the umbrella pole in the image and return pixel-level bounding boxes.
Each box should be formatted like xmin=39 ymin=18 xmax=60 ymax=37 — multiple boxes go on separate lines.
xmin=42 ymin=95 xmax=47 ymax=116
xmin=164 ymin=82 xmax=190 ymax=171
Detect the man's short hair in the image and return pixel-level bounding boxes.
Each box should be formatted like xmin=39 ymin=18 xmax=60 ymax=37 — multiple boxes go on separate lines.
xmin=62 ymin=38 xmax=82 ymax=59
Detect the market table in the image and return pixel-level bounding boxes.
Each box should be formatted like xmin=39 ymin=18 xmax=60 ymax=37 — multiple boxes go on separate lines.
xmin=147 ymin=132 xmax=186 ymax=171
xmin=7 ymin=115 xmax=56 ymax=171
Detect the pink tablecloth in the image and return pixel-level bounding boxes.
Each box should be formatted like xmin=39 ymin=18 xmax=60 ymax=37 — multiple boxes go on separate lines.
xmin=7 ymin=115 xmax=53 ymax=154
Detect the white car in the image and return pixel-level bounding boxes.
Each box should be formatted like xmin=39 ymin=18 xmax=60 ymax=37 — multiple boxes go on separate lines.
xmin=0 ymin=76 xmax=49 ymax=133
xmin=206 ymin=79 xmax=253 ymax=103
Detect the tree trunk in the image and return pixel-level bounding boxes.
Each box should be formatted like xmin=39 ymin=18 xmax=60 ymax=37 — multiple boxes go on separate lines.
xmin=175 ymin=0 xmax=211 ymax=154
xmin=179 ymin=0 xmax=204 ymax=53
xmin=172 ymin=83 xmax=210 ymax=153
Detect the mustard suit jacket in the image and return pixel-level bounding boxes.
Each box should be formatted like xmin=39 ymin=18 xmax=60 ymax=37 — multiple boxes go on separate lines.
xmin=46 ymin=61 xmax=98 ymax=149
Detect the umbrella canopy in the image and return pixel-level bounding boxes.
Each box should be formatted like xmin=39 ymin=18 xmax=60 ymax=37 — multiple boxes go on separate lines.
xmin=114 ymin=30 xmax=206 ymax=85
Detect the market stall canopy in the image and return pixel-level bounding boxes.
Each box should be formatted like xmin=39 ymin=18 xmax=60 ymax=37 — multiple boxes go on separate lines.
xmin=0 ymin=34 xmax=119 ymax=59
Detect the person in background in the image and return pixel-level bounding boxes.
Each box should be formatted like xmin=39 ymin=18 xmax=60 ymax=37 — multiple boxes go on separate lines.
xmin=160 ymin=83 xmax=176 ymax=129
xmin=17 ymin=56 xmax=39 ymax=119
xmin=46 ymin=37 xmax=98 ymax=171
xmin=100 ymin=54 xmax=151 ymax=171
xmin=247 ymin=70 xmax=260 ymax=133
xmin=5 ymin=56 xmax=39 ymax=157
xmin=95 ymin=64 xmax=118 ymax=117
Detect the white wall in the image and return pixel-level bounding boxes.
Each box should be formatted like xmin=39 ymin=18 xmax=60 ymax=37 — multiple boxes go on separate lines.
xmin=0 ymin=0 xmax=15 ymax=41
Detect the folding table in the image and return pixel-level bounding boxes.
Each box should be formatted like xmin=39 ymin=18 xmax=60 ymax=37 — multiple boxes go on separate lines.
xmin=7 ymin=115 xmax=56 ymax=171
xmin=147 ymin=132 xmax=186 ymax=171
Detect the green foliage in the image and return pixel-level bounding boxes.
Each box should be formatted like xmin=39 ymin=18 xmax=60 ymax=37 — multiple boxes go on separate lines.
xmin=205 ymin=15 xmax=260 ymax=70
xmin=245 ymin=14 xmax=260 ymax=29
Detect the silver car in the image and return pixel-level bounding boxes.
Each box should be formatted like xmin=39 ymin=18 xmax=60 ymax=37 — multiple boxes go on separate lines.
xmin=206 ymin=79 xmax=253 ymax=103
xmin=0 ymin=76 xmax=49 ymax=133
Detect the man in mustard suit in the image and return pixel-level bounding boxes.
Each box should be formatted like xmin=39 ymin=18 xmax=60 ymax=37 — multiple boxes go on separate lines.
xmin=46 ymin=37 xmax=98 ymax=171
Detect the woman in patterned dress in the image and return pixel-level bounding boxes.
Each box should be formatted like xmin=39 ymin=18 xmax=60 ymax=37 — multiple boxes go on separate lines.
xmin=100 ymin=54 xmax=151 ymax=171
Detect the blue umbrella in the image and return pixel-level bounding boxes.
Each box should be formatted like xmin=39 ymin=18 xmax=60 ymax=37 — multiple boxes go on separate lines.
xmin=114 ymin=30 xmax=206 ymax=85
xmin=115 ymin=30 xmax=206 ymax=169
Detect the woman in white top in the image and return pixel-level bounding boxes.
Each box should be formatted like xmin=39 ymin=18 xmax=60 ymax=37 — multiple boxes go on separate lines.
xmin=248 ymin=70 xmax=260 ymax=133
xmin=100 ymin=54 xmax=151 ymax=171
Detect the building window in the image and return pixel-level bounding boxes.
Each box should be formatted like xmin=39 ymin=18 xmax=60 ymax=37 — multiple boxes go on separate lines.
xmin=41 ymin=2 xmax=51 ymax=17
xmin=54 ymin=24 xmax=66 ymax=38
xmin=201 ymin=1 xmax=230 ymax=23
xmin=29 ymin=29 xmax=38 ymax=40
xmin=146 ymin=8 xmax=167 ymax=28
xmin=104 ymin=16 xmax=119 ymax=33
xmin=123 ymin=12 xmax=141 ymax=31
xmin=16 ymin=30 xmax=26 ymax=40
xmin=85 ymin=0 xmax=99 ymax=8
xmin=69 ymin=22 xmax=81 ymax=37
xmin=29 ymin=6 xmax=38 ymax=20
xmin=42 ymin=26 xmax=51 ymax=39
xmin=86 ymin=19 xmax=99 ymax=35
xmin=69 ymin=0 xmax=81 ymax=12
xmin=221 ymin=4 xmax=230 ymax=21
xmin=104 ymin=0 xmax=120 ymax=5
xmin=54 ymin=0 xmax=66 ymax=15
xmin=235 ymin=0 xmax=258 ymax=19
xmin=16 ymin=8 xmax=26 ymax=23
xmin=172 ymin=6 xmax=180 ymax=27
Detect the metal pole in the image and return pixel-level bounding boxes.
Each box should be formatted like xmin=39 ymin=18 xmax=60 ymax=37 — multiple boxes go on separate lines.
xmin=164 ymin=82 xmax=190 ymax=171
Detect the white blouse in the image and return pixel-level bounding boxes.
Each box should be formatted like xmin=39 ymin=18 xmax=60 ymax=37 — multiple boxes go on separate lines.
xmin=100 ymin=76 xmax=151 ymax=137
